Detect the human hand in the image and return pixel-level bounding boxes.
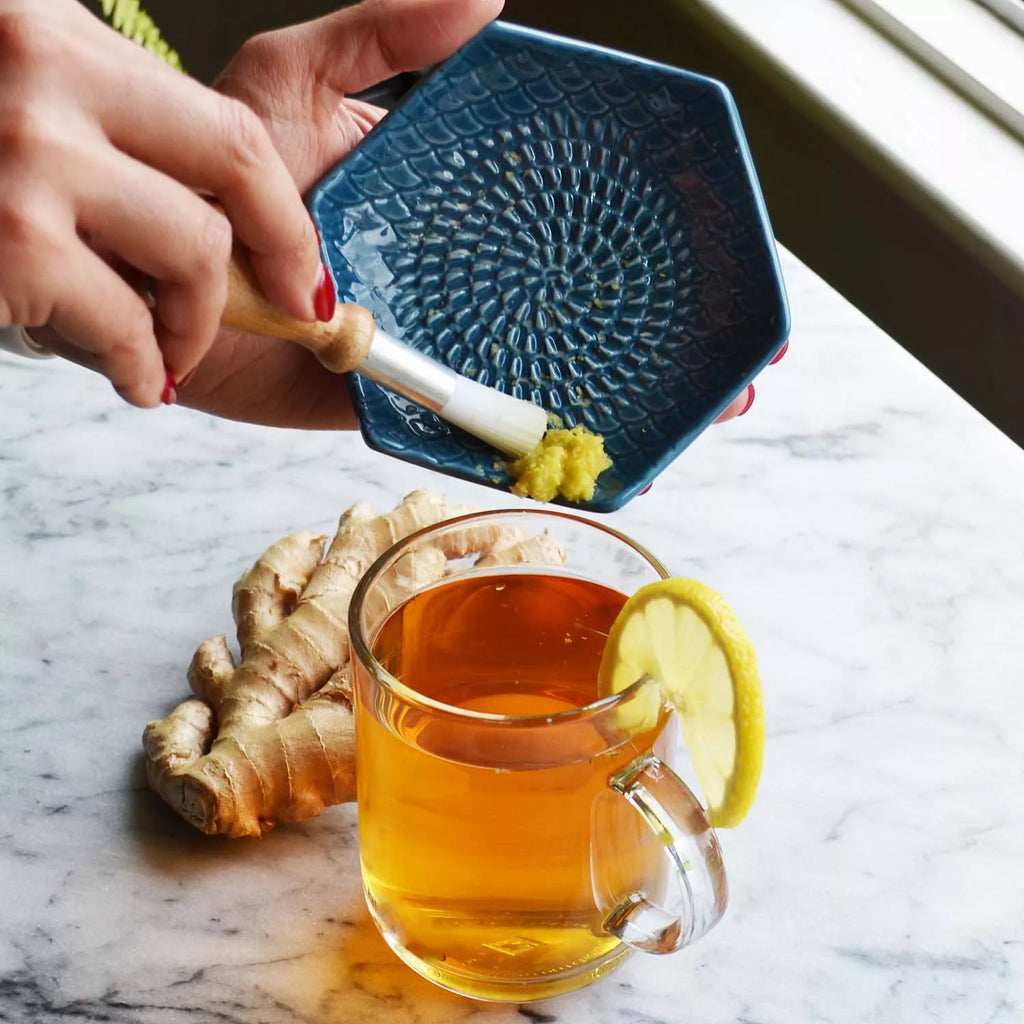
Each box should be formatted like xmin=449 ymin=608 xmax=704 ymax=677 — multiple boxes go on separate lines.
xmin=0 ymin=0 xmax=325 ymax=406
xmin=175 ymin=0 xmax=506 ymax=428
xmin=186 ymin=0 xmax=785 ymax=431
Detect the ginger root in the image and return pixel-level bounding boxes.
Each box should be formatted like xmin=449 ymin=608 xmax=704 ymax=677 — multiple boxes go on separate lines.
xmin=143 ymin=490 xmax=565 ymax=837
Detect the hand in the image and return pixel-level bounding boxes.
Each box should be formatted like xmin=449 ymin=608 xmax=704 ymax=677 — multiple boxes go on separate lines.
xmin=186 ymin=0 xmax=785 ymax=430
xmin=0 ymin=0 xmax=325 ymax=406
xmin=176 ymin=0 xmax=505 ymax=428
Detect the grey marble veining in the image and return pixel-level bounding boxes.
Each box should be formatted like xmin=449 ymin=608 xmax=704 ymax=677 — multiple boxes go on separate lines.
xmin=2 ymin=249 xmax=1022 ymax=1023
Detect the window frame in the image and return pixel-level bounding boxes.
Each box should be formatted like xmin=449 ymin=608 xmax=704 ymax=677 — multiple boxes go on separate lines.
xmin=839 ymin=0 xmax=1024 ymax=141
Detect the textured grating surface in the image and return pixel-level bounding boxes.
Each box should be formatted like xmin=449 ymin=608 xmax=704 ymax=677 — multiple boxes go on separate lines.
xmin=309 ymin=22 xmax=789 ymax=511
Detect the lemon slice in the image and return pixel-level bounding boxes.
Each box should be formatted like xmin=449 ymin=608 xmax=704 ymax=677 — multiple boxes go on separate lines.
xmin=598 ymin=578 xmax=764 ymax=828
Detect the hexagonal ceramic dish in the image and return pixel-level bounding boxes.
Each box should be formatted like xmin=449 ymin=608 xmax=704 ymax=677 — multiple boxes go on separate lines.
xmin=309 ymin=21 xmax=789 ymax=512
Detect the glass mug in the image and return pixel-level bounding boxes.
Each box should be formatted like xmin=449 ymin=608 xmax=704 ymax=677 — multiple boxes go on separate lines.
xmin=348 ymin=509 xmax=727 ymax=1001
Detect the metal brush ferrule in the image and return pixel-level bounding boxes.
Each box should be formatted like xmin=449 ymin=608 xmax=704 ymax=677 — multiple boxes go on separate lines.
xmin=357 ymin=329 xmax=456 ymax=412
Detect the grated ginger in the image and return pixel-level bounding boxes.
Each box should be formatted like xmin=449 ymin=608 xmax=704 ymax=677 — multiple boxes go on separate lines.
xmin=510 ymin=425 xmax=612 ymax=503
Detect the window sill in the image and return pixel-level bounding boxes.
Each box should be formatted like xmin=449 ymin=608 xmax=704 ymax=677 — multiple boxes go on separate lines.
xmin=686 ymin=0 xmax=1023 ymax=292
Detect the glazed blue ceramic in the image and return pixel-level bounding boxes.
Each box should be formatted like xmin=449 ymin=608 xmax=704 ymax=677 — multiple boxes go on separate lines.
xmin=309 ymin=21 xmax=789 ymax=512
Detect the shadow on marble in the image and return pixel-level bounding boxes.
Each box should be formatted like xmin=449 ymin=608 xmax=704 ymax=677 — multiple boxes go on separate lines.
xmin=123 ymin=739 xmax=333 ymax=863
xmin=124 ymin=751 xmax=254 ymax=868
xmin=331 ymin=910 xmax=496 ymax=1016
xmin=121 ymin=756 xmax=562 ymax=1020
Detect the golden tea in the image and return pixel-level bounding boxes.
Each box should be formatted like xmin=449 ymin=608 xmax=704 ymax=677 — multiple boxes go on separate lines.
xmin=353 ymin=572 xmax=671 ymax=1000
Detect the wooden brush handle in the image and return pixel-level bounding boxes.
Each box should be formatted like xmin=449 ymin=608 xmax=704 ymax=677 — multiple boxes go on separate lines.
xmin=222 ymin=247 xmax=375 ymax=373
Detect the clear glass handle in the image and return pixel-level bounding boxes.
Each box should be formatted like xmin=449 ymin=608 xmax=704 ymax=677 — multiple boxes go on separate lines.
xmin=604 ymin=752 xmax=728 ymax=954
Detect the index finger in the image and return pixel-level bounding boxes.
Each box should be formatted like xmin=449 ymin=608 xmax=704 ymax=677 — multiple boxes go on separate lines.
xmin=88 ymin=35 xmax=321 ymax=321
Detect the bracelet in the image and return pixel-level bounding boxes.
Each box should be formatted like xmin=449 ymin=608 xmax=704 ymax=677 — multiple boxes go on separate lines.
xmin=0 ymin=324 xmax=55 ymax=360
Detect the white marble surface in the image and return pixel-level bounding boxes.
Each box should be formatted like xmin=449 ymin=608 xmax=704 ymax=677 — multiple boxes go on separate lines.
xmin=2 ymin=249 xmax=1023 ymax=1023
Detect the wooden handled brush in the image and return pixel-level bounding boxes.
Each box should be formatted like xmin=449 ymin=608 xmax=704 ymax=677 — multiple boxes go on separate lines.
xmin=222 ymin=249 xmax=547 ymax=458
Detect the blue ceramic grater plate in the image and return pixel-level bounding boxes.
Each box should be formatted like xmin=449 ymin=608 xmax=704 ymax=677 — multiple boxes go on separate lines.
xmin=309 ymin=22 xmax=790 ymax=512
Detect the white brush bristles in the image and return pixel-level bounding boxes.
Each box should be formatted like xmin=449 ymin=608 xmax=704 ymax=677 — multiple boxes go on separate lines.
xmin=357 ymin=328 xmax=547 ymax=457
xmin=439 ymin=377 xmax=547 ymax=457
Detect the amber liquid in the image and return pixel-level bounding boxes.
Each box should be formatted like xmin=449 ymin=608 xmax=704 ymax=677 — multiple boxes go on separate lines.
xmin=353 ymin=572 xmax=669 ymax=1001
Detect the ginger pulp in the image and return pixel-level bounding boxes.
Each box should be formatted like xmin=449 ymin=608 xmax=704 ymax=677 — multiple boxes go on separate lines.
xmin=510 ymin=425 xmax=612 ymax=503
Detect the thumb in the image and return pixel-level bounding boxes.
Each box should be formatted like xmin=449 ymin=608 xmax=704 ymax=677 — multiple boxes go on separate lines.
xmin=304 ymin=0 xmax=505 ymax=100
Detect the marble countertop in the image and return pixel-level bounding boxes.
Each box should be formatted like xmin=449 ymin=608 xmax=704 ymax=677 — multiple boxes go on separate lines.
xmin=2 ymin=249 xmax=1022 ymax=1023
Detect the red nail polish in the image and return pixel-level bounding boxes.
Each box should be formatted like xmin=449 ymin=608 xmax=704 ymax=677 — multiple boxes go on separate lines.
xmin=639 ymin=484 xmax=653 ymax=496
xmin=738 ymin=383 xmax=755 ymax=417
xmin=770 ymin=340 xmax=789 ymax=365
xmin=161 ymin=369 xmax=177 ymax=405
xmin=313 ymin=264 xmax=336 ymax=322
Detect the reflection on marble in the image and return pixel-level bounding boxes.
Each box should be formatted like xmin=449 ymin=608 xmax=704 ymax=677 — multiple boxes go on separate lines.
xmin=1 ymin=250 xmax=1022 ymax=1022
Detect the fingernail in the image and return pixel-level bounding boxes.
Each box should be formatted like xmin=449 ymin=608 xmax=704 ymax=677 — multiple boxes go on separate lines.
xmin=313 ymin=263 xmax=336 ymax=322
xmin=161 ymin=369 xmax=177 ymax=406
xmin=639 ymin=484 xmax=653 ymax=496
xmin=738 ymin=383 xmax=755 ymax=416
xmin=770 ymin=340 xmax=789 ymax=365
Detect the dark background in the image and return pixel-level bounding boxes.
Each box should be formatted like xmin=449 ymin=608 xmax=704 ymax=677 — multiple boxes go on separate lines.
xmin=127 ymin=0 xmax=1023 ymax=446
xmin=129 ymin=0 xmax=344 ymax=84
